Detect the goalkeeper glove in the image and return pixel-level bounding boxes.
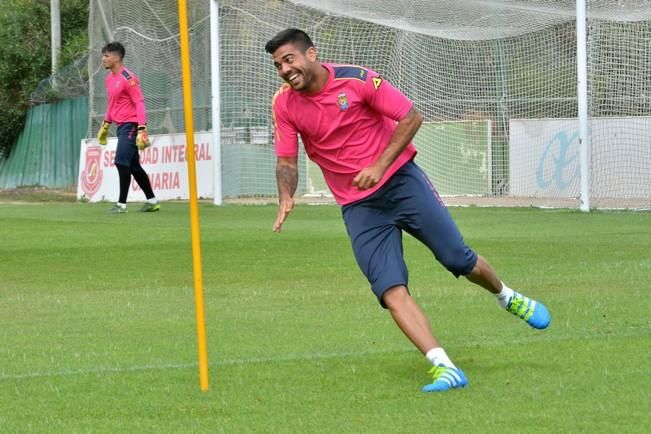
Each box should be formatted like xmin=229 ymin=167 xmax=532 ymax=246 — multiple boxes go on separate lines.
xmin=136 ymin=125 xmax=150 ymax=150
xmin=97 ymin=120 xmax=110 ymax=145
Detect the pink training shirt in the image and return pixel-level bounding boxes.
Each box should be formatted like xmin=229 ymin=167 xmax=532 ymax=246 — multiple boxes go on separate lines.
xmin=272 ymin=63 xmax=416 ymax=205
xmin=104 ymin=66 xmax=147 ymax=125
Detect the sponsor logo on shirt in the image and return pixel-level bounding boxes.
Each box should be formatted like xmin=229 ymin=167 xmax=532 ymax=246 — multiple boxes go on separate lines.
xmin=372 ymin=77 xmax=383 ymax=91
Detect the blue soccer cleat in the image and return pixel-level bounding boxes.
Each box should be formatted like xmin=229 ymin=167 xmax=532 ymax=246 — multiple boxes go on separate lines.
xmin=506 ymin=291 xmax=551 ymax=329
xmin=422 ymin=366 xmax=468 ymax=392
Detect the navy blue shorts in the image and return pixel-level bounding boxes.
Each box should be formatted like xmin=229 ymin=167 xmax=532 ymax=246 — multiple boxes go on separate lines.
xmin=341 ymin=161 xmax=477 ymax=308
xmin=115 ymin=122 xmax=144 ymax=172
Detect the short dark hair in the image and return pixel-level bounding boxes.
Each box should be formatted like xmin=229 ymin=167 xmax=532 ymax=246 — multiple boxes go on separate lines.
xmin=265 ymin=28 xmax=314 ymax=54
xmin=102 ymin=41 xmax=125 ymax=59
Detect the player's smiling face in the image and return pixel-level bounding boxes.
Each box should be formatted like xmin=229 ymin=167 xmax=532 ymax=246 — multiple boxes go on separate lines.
xmin=272 ymin=42 xmax=318 ymax=92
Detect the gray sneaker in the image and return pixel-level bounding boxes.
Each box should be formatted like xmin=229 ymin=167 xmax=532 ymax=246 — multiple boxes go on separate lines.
xmin=139 ymin=202 xmax=160 ymax=212
xmin=109 ymin=204 xmax=127 ymax=214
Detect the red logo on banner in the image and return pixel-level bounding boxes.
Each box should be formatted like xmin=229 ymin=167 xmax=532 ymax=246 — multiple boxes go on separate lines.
xmin=80 ymin=146 xmax=103 ymax=199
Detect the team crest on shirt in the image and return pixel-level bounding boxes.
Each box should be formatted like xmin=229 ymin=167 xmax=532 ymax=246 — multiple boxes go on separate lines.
xmin=337 ymin=92 xmax=349 ymax=111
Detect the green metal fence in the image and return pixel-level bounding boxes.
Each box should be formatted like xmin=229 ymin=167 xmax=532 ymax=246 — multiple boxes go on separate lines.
xmin=0 ymin=97 xmax=87 ymax=189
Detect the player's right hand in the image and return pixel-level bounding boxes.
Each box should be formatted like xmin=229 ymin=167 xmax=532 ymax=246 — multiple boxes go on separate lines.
xmin=273 ymin=197 xmax=295 ymax=232
xmin=97 ymin=120 xmax=110 ymax=145
xmin=136 ymin=125 xmax=150 ymax=150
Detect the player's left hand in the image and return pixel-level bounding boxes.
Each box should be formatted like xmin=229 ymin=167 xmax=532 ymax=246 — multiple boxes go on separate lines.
xmin=353 ymin=165 xmax=385 ymax=190
xmin=136 ymin=125 xmax=150 ymax=150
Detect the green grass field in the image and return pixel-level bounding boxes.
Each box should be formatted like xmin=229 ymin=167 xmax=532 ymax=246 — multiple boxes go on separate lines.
xmin=1 ymin=203 xmax=649 ymax=433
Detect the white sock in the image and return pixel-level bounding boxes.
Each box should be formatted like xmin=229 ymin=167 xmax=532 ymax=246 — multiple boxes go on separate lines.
xmin=146 ymin=198 xmax=158 ymax=204
xmin=425 ymin=347 xmax=456 ymax=368
xmin=496 ymin=282 xmax=515 ymax=308
xmin=117 ymin=202 xmax=127 ymax=209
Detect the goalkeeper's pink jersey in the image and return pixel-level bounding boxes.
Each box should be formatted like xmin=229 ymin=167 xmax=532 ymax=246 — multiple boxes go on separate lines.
xmin=272 ymin=63 xmax=416 ymax=205
xmin=104 ymin=67 xmax=146 ymax=125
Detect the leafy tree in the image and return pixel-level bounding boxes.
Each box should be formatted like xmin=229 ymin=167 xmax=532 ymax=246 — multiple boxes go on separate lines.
xmin=0 ymin=0 xmax=88 ymax=157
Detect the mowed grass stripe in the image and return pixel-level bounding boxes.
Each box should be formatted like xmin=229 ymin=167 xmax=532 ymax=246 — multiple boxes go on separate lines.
xmin=0 ymin=203 xmax=649 ymax=433
xmin=1 ymin=328 xmax=646 ymax=381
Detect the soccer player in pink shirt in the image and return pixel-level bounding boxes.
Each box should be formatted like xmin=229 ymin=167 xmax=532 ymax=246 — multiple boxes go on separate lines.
xmin=266 ymin=29 xmax=551 ymax=392
xmin=97 ymin=42 xmax=159 ymax=213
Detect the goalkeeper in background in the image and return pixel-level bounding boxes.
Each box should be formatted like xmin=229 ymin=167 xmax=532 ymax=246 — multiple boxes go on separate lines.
xmin=97 ymin=41 xmax=160 ymax=213
xmin=266 ymin=28 xmax=551 ymax=393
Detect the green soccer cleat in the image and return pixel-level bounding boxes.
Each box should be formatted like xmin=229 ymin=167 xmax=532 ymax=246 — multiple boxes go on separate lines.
xmin=139 ymin=202 xmax=160 ymax=212
xmin=422 ymin=365 xmax=468 ymax=392
xmin=506 ymin=291 xmax=551 ymax=329
xmin=109 ymin=204 xmax=127 ymax=214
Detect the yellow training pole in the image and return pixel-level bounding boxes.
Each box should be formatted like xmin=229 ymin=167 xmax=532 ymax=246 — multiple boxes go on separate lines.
xmin=178 ymin=0 xmax=209 ymax=392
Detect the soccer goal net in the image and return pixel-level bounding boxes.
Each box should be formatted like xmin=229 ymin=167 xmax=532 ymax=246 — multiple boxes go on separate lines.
xmin=87 ymin=0 xmax=651 ymax=209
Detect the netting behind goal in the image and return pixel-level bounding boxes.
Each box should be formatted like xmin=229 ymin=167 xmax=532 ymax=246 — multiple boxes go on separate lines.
xmin=88 ymin=0 xmax=651 ymax=209
xmin=88 ymin=0 xmax=212 ymax=137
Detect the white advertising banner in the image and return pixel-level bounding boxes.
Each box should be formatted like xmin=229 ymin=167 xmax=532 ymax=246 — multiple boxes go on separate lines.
xmin=77 ymin=131 xmax=214 ymax=202
xmin=509 ymin=117 xmax=651 ymax=198
xmin=510 ymin=118 xmax=580 ymax=198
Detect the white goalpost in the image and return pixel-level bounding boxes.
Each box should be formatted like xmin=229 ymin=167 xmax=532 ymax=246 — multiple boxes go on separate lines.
xmin=210 ymin=0 xmax=222 ymax=206
xmin=576 ymin=0 xmax=591 ymax=212
xmin=83 ymin=0 xmax=651 ymax=210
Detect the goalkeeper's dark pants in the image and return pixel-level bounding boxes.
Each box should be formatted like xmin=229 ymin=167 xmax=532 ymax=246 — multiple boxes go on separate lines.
xmin=115 ymin=122 xmax=155 ymax=203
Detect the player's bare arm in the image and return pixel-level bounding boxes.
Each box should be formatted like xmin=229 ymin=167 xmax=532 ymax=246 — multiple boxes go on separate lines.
xmin=353 ymin=107 xmax=423 ymax=190
xmin=273 ymin=156 xmax=298 ymax=232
